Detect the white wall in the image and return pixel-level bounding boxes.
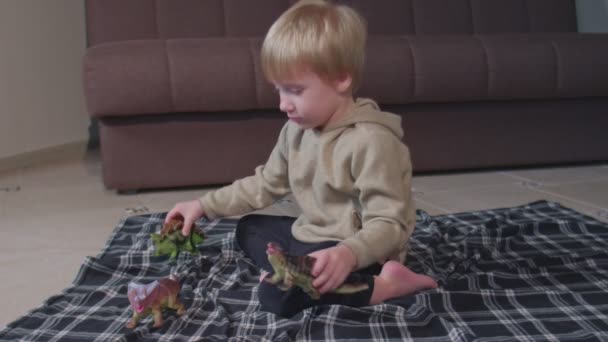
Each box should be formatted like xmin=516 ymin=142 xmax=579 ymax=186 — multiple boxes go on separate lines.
xmin=0 ymin=1 xmax=88 ymax=160
xmin=576 ymin=0 xmax=608 ymax=32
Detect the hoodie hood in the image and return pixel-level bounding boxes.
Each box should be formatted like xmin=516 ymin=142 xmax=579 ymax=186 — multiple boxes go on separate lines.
xmin=322 ymin=98 xmax=403 ymax=139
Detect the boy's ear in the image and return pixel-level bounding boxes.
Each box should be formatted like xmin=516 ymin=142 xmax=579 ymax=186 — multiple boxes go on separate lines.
xmin=334 ymin=73 xmax=353 ymax=93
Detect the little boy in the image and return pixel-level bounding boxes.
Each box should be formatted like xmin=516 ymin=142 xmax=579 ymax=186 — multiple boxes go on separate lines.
xmin=166 ymin=0 xmax=436 ymax=317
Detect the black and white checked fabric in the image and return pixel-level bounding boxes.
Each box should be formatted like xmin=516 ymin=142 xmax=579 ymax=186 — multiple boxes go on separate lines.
xmin=1 ymin=200 xmax=607 ymax=341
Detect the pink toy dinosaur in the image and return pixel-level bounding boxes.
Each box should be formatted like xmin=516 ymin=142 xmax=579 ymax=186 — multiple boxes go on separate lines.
xmin=126 ymin=274 xmax=186 ymax=328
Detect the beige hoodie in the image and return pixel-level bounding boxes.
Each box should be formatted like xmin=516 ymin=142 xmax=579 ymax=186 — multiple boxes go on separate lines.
xmin=199 ymin=98 xmax=415 ymax=269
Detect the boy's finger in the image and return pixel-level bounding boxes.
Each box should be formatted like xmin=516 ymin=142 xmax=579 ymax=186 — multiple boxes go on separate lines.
xmin=313 ymin=260 xmax=335 ymax=289
xmin=310 ymin=252 xmax=327 ymax=277
xmin=182 ymin=219 xmax=193 ymax=236
xmin=165 ymin=209 xmax=177 ymax=223
xmin=313 ymin=271 xmax=328 ymax=289
xmin=320 ymin=270 xmax=340 ymax=293
xmin=320 ymin=282 xmax=333 ymax=294
xmin=321 ymin=264 xmax=349 ymax=294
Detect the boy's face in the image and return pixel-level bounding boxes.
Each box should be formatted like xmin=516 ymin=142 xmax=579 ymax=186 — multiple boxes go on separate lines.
xmin=272 ymin=68 xmax=352 ymax=130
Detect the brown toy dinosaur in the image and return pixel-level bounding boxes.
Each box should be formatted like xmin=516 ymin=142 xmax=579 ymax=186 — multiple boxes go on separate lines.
xmin=160 ymin=218 xmax=183 ymax=238
xmin=263 ymin=242 xmax=369 ymax=300
xmin=126 ymin=274 xmax=186 ymax=328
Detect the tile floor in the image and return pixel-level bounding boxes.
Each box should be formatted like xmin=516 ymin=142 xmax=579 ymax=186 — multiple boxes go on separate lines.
xmin=1 ymin=151 xmax=607 ymax=328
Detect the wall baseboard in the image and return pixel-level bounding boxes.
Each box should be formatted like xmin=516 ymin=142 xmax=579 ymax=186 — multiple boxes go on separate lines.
xmin=0 ymin=141 xmax=89 ymax=173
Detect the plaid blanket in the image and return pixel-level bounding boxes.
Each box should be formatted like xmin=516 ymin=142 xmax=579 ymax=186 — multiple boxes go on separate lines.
xmin=1 ymin=200 xmax=607 ymax=341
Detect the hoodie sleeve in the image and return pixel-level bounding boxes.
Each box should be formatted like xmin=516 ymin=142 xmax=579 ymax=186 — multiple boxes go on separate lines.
xmin=198 ymin=123 xmax=291 ymax=219
xmin=339 ymin=129 xmax=413 ymax=269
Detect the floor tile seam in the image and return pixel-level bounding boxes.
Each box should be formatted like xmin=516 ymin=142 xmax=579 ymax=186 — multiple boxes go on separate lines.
xmin=499 ymin=172 xmax=608 ymax=187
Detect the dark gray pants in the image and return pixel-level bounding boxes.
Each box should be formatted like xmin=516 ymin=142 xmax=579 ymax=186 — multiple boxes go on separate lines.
xmin=235 ymin=214 xmax=380 ymax=318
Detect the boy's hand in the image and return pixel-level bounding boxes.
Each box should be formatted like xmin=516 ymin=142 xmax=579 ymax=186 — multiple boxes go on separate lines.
xmin=165 ymin=200 xmax=205 ymax=236
xmin=309 ymin=245 xmax=358 ymax=295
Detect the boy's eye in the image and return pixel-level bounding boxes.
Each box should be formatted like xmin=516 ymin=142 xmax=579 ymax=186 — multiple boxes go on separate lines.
xmin=275 ymin=86 xmax=303 ymax=95
xmin=287 ymin=87 xmax=303 ymax=95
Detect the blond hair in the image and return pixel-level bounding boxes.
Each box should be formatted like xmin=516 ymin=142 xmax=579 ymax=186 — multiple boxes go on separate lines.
xmin=261 ymin=0 xmax=367 ymax=92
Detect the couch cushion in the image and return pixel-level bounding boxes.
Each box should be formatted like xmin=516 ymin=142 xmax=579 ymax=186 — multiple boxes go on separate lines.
xmin=84 ymin=34 xmax=608 ymax=118
xmin=84 ymin=40 xmax=174 ymax=116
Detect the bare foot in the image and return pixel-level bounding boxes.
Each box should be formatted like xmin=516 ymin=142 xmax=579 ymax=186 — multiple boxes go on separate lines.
xmin=369 ymin=261 xmax=437 ymax=305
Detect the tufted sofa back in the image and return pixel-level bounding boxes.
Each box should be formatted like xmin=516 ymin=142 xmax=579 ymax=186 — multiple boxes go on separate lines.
xmin=86 ymin=0 xmax=577 ymax=46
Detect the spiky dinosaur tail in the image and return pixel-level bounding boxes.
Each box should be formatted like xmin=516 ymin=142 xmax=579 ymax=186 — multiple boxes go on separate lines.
xmin=331 ymin=283 xmax=369 ymax=294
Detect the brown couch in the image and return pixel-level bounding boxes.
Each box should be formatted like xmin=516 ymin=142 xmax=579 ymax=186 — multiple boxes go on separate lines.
xmin=84 ymin=0 xmax=608 ymax=191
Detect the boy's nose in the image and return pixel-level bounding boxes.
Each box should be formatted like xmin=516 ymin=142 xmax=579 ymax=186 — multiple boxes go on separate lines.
xmin=279 ymin=96 xmax=294 ymax=113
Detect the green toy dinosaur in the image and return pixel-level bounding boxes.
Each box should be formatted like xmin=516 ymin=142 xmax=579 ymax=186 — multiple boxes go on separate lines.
xmin=263 ymin=242 xmax=369 ymax=300
xmin=126 ymin=274 xmax=185 ymax=328
xmin=151 ymin=218 xmax=205 ymax=261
